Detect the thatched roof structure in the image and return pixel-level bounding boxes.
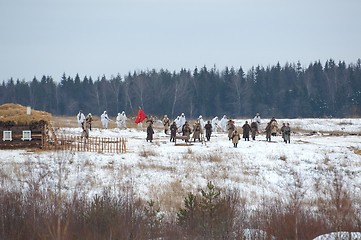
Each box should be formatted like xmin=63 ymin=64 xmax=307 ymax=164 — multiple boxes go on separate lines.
xmin=0 ymin=103 xmax=52 ymax=125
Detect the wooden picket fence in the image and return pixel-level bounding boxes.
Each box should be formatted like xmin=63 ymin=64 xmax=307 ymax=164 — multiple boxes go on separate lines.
xmin=47 ymin=136 xmax=126 ymax=153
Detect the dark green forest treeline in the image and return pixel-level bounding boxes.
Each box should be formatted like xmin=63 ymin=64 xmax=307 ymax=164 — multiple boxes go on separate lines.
xmin=1 ymin=59 xmax=361 ymax=118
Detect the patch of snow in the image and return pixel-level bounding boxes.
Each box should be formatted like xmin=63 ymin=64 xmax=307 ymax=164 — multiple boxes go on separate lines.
xmin=313 ymin=231 xmax=361 ymax=240
xmin=1 ymin=118 xmax=361 ymax=214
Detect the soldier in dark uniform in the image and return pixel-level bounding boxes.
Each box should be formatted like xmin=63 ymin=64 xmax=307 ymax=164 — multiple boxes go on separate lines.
xmin=280 ymin=123 xmax=286 ymax=141
xmin=265 ymin=122 xmax=272 ymax=142
xmin=284 ymin=123 xmax=291 ymax=144
xmin=146 ymin=122 xmax=154 ymax=142
xmin=251 ymin=121 xmax=258 ymax=140
xmin=170 ymin=122 xmax=177 ymax=142
xmin=183 ymin=122 xmax=192 ymax=142
xmin=242 ymin=121 xmax=251 ymax=141
xmin=204 ymin=120 xmax=212 ymax=141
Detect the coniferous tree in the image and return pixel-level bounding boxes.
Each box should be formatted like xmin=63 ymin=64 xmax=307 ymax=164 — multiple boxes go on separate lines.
xmin=1 ymin=59 xmax=360 ymax=118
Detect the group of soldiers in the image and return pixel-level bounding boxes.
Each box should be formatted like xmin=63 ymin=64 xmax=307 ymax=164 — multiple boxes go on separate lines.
xmin=76 ymin=110 xmax=292 ymax=145
xmin=77 ymin=110 xmax=128 ymax=139
xmin=161 ymin=114 xmax=212 ymax=143
xmin=77 ymin=110 xmax=92 ymax=139
xmin=264 ymin=117 xmax=292 ymax=144
xmin=161 ymin=113 xmax=292 ymax=147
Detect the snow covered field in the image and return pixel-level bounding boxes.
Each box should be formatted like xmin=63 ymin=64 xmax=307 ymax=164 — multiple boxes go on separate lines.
xmin=1 ymin=118 xmax=361 ymax=239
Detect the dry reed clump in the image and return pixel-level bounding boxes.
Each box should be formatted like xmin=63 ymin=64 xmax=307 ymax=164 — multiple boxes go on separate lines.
xmin=347 ymin=146 xmax=361 ymax=156
xmin=187 ymin=147 xmax=193 ymax=154
xmin=0 ymin=103 xmax=52 ymax=124
xmin=83 ymin=159 xmax=94 ymax=168
xmin=137 ymin=162 xmax=176 ymax=172
xmin=184 ymin=149 xmax=224 ymax=163
xmin=354 ymin=149 xmax=361 ymax=155
xmin=207 ymin=152 xmax=223 ymax=162
xmin=338 ymin=121 xmax=353 ymax=125
xmin=101 ymin=162 xmax=115 ymax=170
xmin=182 ymin=148 xmax=196 ymax=160
xmin=139 ymin=147 xmax=158 ymax=158
xmin=147 ymin=179 xmax=189 ymax=215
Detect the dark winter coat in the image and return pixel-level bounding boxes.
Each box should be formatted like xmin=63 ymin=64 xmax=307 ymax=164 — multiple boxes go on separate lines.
xmin=170 ymin=123 xmax=177 ymax=136
xmin=242 ymin=123 xmax=251 ymax=139
xmin=251 ymin=122 xmax=257 ymax=138
xmin=280 ymin=125 xmax=286 ymax=138
xmin=183 ymin=124 xmax=192 ymax=140
xmin=146 ymin=125 xmax=154 ymax=141
xmin=265 ymin=123 xmax=272 ymax=139
xmin=205 ymin=123 xmax=212 ymax=140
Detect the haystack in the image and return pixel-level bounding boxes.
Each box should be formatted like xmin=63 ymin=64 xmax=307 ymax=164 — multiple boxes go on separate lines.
xmin=0 ymin=103 xmax=52 ymax=125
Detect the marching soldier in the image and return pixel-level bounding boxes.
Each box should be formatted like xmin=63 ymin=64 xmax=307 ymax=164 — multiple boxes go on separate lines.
xmin=231 ymin=129 xmax=240 ymax=148
xmin=162 ymin=115 xmax=170 ymax=134
xmin=242 ymin=121 xmax=251 ymax=141
xmin=192 ymin=120 xmax=201 ymax=142
xmin=170 ymin=122 xmax=177 ymax=142
xmin=204 ymin=120 xmax=212 ymax=141
xmin=227 ymin=118 xmax=235 ymax=140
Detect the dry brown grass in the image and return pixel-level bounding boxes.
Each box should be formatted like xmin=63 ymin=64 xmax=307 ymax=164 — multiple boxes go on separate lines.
xmin=338 ymin=121 xmax=353 ymax=125
xmin=207 ymin=153 xmax=223 ymax=162
xmin=0 ymin=103 xmax=52 ymax=124
xmin=139 ymin=147 xmax=158 ymax=158
xmin=354 ymin=150 xmax=361 ymax=155
xmin=83 ymin=159 xmax=94 ymax=167
xmin=137 ymin=160 xmax=175 ymax=172
xmin=101 ymin=161 xmax=115 ymax=170
xmin=147 ymin=179 xmax=191 ymax=214
xmin=51 ymin=115 xmax=120 ymax=129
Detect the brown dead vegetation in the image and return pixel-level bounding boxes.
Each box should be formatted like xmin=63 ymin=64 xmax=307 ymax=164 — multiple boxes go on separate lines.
xmin=0 ymin=103 xmax=52 ymax=124
xmin=0 ymin=173 xmax=360 ymax=240
xmin=354 ymin=150 xmax=361 ymax=155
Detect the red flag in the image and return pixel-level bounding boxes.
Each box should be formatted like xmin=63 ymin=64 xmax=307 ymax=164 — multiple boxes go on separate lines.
xmin=135 ymin=108 xmax=146 ymax=124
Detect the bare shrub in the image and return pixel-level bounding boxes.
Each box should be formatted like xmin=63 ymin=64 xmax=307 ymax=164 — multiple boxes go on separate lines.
xmin=153 ymin=179 xmax=188 ymax=213
xmin=317 ymin=169 xmax=359 ymax=233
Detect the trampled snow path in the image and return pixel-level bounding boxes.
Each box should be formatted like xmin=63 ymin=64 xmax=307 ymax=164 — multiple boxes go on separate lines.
xmin=1 ymin=118 xmax=361 ymax=215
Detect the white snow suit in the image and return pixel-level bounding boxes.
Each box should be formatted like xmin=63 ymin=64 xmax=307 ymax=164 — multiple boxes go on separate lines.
xmin=101 ymin=111 xmax=110 ymax=129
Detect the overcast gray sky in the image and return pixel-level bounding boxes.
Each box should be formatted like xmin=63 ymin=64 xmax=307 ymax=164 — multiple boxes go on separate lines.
xmin=1 ymin=0 xmax=360 ymax=82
